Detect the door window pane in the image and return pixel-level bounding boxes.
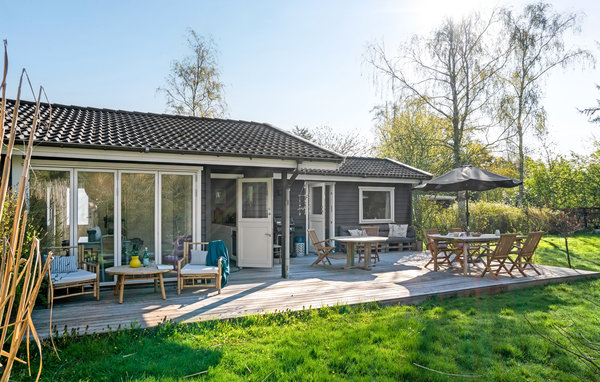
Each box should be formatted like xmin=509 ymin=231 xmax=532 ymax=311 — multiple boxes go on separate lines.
xmin=121 ymin=173 xmax=155 ymax=265
xmin=311 ymin=186 xmax=323 ymax=215
xmin=242 ymin=182 xmax=267 ymax=219
xmin=29 ymin=170 xmax=71 ymax=250
xmin=161 ymin=174 xmax=193 ymax=267
xmin=362 ymin=190 xmax=392 ymax=221
xmin=77 ymin=172 xmax=114 ymax=282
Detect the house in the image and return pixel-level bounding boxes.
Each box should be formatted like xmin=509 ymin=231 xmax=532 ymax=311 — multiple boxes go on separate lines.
xmin=4 ymin=99 xmax=430 ymax=284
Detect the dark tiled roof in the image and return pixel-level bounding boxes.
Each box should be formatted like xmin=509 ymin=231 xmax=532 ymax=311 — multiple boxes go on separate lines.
xmin=305 ymin=157 xmax=432 ymax=180
xmin=3 ymin=99 xmax=342 ymax=162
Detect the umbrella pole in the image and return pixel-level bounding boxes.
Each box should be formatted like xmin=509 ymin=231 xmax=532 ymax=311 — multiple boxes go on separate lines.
xmin=466 ymin=191 xmax=470 ymax=228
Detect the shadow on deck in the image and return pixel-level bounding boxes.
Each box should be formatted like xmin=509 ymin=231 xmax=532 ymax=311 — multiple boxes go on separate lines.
xmin=32 ymin=251 xmax=600 ymax=337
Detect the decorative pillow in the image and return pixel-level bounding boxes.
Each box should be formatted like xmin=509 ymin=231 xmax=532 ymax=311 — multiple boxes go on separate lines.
xmin=190 ymin=249 xmax=208 ymax=265
xmin=50 ymin=255 xmax=78 ymax=274
xmin=388 ymin=224 xmax=408 ymax=238
xmin=348 ymin=229 xmax=363 ymax=237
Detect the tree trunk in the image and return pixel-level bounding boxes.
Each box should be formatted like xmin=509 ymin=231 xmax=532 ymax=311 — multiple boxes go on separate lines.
xmin=564 ymin=236 xmax=572 ymax=268
xmin=517 ymin=114 xmax=524 ymax=207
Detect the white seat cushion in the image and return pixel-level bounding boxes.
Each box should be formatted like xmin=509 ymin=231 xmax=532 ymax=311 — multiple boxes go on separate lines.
xmin=180 ymin=264 xmax=219 ymax=275
xmin=51 ymin=270 xmax=97 ymax=285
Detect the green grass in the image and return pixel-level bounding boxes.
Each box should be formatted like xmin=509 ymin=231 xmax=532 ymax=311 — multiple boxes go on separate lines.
xmin=536 ymin=232 xmax=600 ymax=272
xmin=11 ymin=234 xmax=600 ymax=381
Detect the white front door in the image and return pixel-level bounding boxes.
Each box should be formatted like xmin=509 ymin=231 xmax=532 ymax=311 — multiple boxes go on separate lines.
xmin=236 ymin=178 xmax=273 ymax=268
xmin=308 ymin=183 xmax=326 ymax=252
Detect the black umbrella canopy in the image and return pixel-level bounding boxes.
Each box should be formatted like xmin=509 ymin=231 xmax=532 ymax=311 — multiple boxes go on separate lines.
xmin=414 ymin=165 xmax=521 ymax=192
xmin=414 ymin=165 xmax=521 ymax=228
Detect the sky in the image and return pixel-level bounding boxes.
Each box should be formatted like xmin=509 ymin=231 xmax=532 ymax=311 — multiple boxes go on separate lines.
xmin=2 ymin=0 xmax=599 ymax=157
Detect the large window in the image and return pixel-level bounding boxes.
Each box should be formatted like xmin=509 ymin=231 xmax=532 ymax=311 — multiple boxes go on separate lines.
xmin=359 ymin=186 xmax=395 ymax=223
xmin=121 ymin=173 xmax=156 ymax=266
xmin=29 ymin=169 xmax=71 ymax=250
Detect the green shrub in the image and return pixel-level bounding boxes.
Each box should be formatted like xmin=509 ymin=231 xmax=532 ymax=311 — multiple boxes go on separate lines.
xmin=413 ymin=197 xmax=560 ymax=237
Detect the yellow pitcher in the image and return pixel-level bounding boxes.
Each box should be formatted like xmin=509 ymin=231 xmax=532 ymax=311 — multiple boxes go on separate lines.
xmin=129 ymin=255 xmax=141 ymax=268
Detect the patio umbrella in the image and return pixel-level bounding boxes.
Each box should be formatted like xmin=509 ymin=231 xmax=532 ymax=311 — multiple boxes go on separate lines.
xmin=413 ymin=165 xmax=521 ymax=227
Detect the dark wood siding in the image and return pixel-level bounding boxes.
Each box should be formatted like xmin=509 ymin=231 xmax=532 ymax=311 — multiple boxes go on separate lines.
xmin=334 ymin=182 xmax=412 ymax=235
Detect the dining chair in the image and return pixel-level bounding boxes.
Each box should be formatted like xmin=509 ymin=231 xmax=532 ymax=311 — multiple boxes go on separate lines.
xmin=424 ymin=232 xmax=465 ymax=272
xmin=308 ymin=229 xmax=335 ymax=267
xmin=509 ymin=232 xmax=544 ymax=276
xmin=358 ymin=226 xmax=381 ymax=263
xmin=480 ymin=233 xmax=518 ymax=280
xmin=448 ymin=227 xmax=462 ymax=233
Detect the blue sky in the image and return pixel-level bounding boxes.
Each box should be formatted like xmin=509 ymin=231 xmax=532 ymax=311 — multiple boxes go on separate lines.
xmin=2 ymin=0 xmax=599 ymax=156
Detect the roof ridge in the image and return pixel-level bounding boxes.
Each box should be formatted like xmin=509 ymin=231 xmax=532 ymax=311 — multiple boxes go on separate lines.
xmin=2 ymin=98 xmax=344 ymax=162
xmin=4 ymin=98 xmax=291 ymax=129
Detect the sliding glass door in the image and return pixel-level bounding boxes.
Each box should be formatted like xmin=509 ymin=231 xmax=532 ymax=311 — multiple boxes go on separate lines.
xmin=160 ymin=174 xmax=194 ymax=267
xmin=30 ymin=165 xmax=199 ymax=282
xmin=121 ymin=173 xmax=156 ymax=266
xmin=77 ymin=171 xmax=115 ymax=282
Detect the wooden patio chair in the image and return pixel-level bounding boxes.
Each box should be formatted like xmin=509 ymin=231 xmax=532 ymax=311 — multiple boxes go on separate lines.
xmin=425 ymin=237 xmax=465 ymax=272
xmin=47 ymin=244 xmax=100 ymax=307
xmin=480 ymin=233 xmax=518 ymax=280
xmin=509 ymin=232 xmax=544 ymax=276
xmin=358 ymin=226 xmax=381 ymax=263
xmin=447 ymin=227 xmax=487 ymax=262
xmin=178 ymin=242 xmax=222 ymax=295
xmin=308 ymin=229 xmax=334 ymax=267
xmin=423 ymin=229 xmax=452 ymax=269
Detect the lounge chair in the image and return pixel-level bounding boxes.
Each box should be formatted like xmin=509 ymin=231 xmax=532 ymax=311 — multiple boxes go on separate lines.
xmin=47 ymin=244 xmax=100 ymax=307
xmin=177 ymin=242 xmax=222 ymax=295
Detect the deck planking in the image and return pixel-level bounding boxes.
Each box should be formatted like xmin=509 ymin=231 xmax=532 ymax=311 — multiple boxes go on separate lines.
xmin=33 ymin=251 xmax=600 ymax=337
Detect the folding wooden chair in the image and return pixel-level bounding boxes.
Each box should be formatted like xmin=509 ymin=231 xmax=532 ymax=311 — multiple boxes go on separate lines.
xmin=358 ymin=226 xmax=381 ymax=263
xmin=480 ymin=233 xmax=518 ymax=280
xmin=446 ymin=227 xmax=487 ymax=262
xmin=510 ymin=232 xmax=543 ymax=276
xmin=423 ymin=229 xmax=463 ymax=270
xmin=308 ymin=229 xmax=335 ymax=267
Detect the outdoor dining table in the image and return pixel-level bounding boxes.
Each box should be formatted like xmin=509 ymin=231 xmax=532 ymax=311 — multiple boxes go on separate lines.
xmin=332 ymin=236 xmax=388 ymax=270
xmin=106 ymin=265 xmax=171 ymax=304
xmin=428 ymin=233 xmax=527 ymax=276
xmin=428 ymin=234 xmax=500 ymax=276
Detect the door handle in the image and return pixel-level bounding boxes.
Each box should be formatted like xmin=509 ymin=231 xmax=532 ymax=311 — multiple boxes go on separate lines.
xmin=265 ymin=233 xmax=272 ymax=237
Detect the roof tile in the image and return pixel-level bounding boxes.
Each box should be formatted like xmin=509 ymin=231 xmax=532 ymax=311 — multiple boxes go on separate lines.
xmin=4 ymin=99 xmax=341 ymax=162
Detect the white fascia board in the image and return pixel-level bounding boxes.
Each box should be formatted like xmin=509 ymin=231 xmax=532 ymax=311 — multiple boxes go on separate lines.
xmin=13 ymin=146 xmax=338 ymax=170
xmin=297 ymin=160 xmax=341 ymax=171
xmin=273 ymin=173 xmax=422 ymax=184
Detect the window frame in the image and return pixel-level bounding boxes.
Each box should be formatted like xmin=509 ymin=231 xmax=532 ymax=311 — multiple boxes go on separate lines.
xmin=358 ymin=186 xmax=395 ymax=224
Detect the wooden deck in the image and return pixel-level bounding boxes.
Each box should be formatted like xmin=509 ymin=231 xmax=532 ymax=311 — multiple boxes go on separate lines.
xmin=32 ymin=251 xmax=599 ymax=338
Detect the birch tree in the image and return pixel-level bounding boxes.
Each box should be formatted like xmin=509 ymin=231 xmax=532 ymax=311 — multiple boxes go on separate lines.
xmin=501 ymin=2 xmax=593 ymax=206
xmin=367 ymin=11 xmax=508 ymax=169
xmin=158 ymin=29 xmax=227 ymax=118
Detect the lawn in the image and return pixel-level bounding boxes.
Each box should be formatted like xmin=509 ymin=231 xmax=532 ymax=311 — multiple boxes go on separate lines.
xmin=11 ymin=234 xmax=600 ymax=381
xmin=536 ymin=232 xmax=600 ymax=272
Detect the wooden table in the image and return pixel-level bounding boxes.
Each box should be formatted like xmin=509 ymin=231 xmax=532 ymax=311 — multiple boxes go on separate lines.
xmin=428 ymin=234 xmax=521 ymax=276
xmin=332 ymin=236 xmax=388 ymax=270
xmin=105 ymin=265 xmax=171 ymax=304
